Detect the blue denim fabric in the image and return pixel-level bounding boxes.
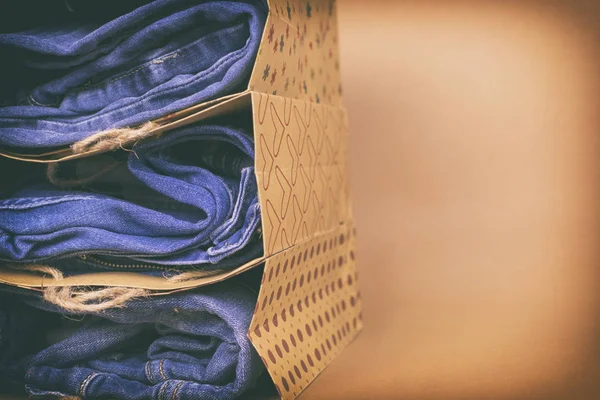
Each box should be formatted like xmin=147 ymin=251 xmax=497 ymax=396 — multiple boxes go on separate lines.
xmin=0 ymin=120 xmax=262 ymax=270
xmin=0 ymin=0 xmax=266 ymax=149
xmin=0 ymin=278 xmax=264 ymax=400
xmin=0 ymin=298 xmax=58 ymax=382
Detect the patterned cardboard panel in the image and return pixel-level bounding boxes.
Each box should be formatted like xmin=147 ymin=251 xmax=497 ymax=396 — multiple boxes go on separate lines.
xmin=254 ymin=93 xmax=349 ymax=257
xmin=249 ymin=223 xmax=362 ymax=400
xmin=250 ymin=0 xmax=342 ymax=106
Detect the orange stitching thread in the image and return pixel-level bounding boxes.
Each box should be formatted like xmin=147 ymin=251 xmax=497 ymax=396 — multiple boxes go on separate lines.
xmin=171 ymin=382 xmax=185 ymax=400
xmin=159 ymin=360 xmax=167 ymax=380
xmin=78 ymin=372 xmax=97 ymax=396
xmin=146 ymin=361 xmax=154 ymax=383
xmin=158 ymin=382 xmax=169 ymax=400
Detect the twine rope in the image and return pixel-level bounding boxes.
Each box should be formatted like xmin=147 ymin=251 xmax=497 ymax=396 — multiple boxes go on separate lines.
xmin=11 ymin=265 xmax=226 ymax=313
xmin=19 ymin=265 xmax=149 ymax=313
xmin=70 ymin=121 xmax=159 ymax=154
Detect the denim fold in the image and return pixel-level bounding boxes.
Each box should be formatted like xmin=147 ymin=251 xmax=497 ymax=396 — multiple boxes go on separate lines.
xmin=0 ymin=119 xmax=262 ymax=271
xmin=0 ymin=0 xmax=266 ymax=149
xmin=0 ymin=279 xmax=264 ymax=400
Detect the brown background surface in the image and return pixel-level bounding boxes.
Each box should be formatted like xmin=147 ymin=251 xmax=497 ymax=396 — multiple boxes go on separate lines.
xmin=300 ymin=1 xmax=600 ymax=399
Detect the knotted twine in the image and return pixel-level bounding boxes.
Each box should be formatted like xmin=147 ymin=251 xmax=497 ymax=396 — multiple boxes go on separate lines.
xmin=70 ymin=121 xmax=160 ymax=154
xmin=14 ymin=265 xmax=225 ymax=313
xmin=46 ymin=121 xmax=161 ymax=187
xmin=20 ymin=264 xmax=150 ymax=313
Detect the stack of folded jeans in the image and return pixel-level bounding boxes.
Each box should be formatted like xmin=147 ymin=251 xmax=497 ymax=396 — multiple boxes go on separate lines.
xmin=0 ymin=276 xmax=266 ymax=399
xmin=0 ymin=1 xmax=269 ymax=399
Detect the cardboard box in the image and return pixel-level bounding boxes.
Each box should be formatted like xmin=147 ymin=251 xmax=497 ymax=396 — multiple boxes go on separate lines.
xmin=0 ymin=1 xmax=361 ymax=399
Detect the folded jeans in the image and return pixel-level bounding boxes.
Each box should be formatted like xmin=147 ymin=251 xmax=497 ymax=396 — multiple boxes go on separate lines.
xmin=0 ymin=279 xmax=264 ymax=400
xmin=0 ymin=119 xmax=262 ymax=270
xmin=0 ymin=0 xmax=267 ymax=149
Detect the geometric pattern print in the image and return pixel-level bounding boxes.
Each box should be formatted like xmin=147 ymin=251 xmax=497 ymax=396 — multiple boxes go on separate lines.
xmin=253 ymin=92 xmax=349 ymax=257
xmin=248 ymin=223 xmax=362 ymax=400
xmin=250 ymin=0 xmax=343 ymax=106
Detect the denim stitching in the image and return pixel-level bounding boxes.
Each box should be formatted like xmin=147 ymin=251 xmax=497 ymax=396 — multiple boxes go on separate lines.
xmin=28 ymin=94 xmax=57 ymax=108
xmin=0 ymin=195 xmax=99 ymax=210
xmin=171 ymin=381 xmax=185 ymax=400
xmin=209 ymin=205 xmax=260 ymax=257
xmin=146 ymin=360 xmax=155 ymax=384
xmin=0 ymin=25 xmax=252 ymax=128
xmin=79 ymin=52 xmax=179 ymax=92
xmin=78 ymin=372 xmax=97 ymax=397
xmin=68 ymin=20 xmax=244 ymax=93
xmin=158 ymin=381 xmax=169 ymax=400
xmin=159 ymin=359 xmax=167 ymax=380
xmin=152 ymin=53 xmax=179 ymax=64
xmin=90 ymin=63 xmax=150 ymax=88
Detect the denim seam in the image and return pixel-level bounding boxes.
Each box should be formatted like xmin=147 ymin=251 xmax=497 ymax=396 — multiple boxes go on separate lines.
xmin=146 ymin=360 xmax=155 ymax=384
xmin=211 ymin=221 xmax=257 ymax=255
xmin=18 ymin=25 xmax=139 ymax=66
xmin=158 ymin=381 xmax=169 ymax=400
xmin=88 ymin=62 xmax=151 ymax=88
xmin=76 ymin=51 xmax=178 ymax=93
xmin=159 ymin=359 xmax=167 ymax=380
xmin=1 ymin=26 xmax=253 ymax=129
xmin=56 ymin=21 xmax=245 ymax=96
xmin=171 ymin=381 xmax=185 ymax=400
xmin=71 ymin=19 xmax=246 ymax=93
xmin=28 ymin=94 xmax=56 ymax=107
xmin=0 ymin=43 xmax=246 ymax=128
xmin=209 ymin=204 xmax=260 ymax=257
xmin=0 ymin=195 xmax=98 ymax=209
xmin=78 ymin=372 xmax=97 ymax=397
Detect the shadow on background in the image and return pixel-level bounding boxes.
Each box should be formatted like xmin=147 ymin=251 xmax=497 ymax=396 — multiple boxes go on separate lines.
xmin=300 ymin=1 xmax=600 ymax=399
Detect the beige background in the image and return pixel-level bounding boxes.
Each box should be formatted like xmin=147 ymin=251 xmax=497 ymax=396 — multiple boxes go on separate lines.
xmin=301 ymin=1 xmax=600 ymax=399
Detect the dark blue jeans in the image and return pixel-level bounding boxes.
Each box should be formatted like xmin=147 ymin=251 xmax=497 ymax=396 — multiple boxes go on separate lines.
xmin=0 ymin=278 xmax=264 ymax=400
xmin=0 ymin=0 xmax=266 ymax=149
xmin=0 ymin=118 xmax=262 ymax=271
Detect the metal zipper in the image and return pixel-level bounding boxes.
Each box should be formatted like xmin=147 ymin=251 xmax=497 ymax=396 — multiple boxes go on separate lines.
xmin=79 ymin=254 xmax=177 ymax=272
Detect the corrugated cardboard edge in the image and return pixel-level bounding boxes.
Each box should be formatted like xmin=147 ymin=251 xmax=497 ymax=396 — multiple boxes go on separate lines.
xmin=249 ymin=222 xmax=362 ymax=400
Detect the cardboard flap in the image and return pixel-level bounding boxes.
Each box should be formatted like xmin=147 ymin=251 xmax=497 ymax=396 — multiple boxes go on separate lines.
xmin=248 ymin=223 xmax=362 ymax=400
xmin=250 ymin=0 xmax=342 ymax=106
xmin=254 ymin=92 xmax=349 ymax=257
